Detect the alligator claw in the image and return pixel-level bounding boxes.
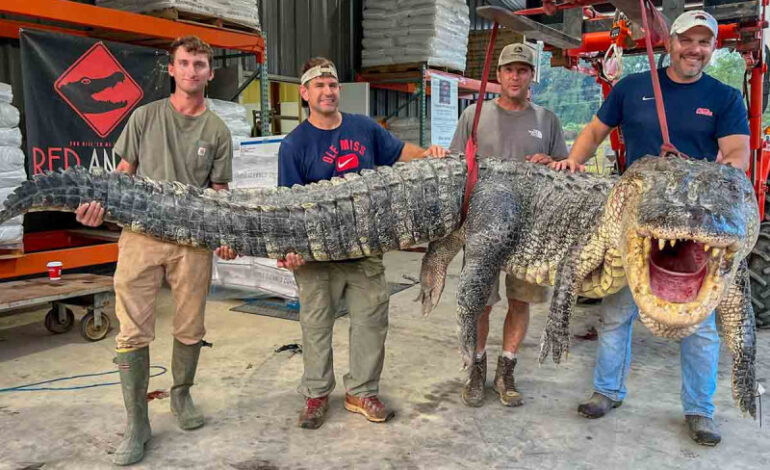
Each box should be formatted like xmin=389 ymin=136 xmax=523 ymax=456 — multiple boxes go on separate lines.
xmin=539 ymin=320 xmax=570 ymax=365
xmin=416 ymin=272 xmax=445 ymax=317
xmin=417 ymin=259 xmax=449 ymax=316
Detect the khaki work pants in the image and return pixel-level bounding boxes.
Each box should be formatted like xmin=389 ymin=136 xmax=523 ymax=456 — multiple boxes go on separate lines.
xmin=294 ymin=256 xmax=390 ymax=398
xmin=114 ymin=231 xmax=212 ymax=349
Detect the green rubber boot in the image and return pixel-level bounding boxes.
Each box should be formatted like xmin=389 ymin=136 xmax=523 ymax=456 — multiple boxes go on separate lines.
xmin=170 ymin=339 xmax=205 ymax=430
xmin=112 ymin=347 xmax=151 ymax=466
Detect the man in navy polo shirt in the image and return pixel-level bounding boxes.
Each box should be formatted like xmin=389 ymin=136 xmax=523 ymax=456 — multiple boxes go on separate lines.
xmin=278 ymin=57 xmax=446 ymax=430
xmin=551 ymin=11 xmax=749 ymax=445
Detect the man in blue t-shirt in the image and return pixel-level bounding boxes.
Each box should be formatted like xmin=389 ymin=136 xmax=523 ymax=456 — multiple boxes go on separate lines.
xmin=278 ymin=57 xmax=446 ymax=430
xmin=551 ymin=11 xmax=749 ymax=446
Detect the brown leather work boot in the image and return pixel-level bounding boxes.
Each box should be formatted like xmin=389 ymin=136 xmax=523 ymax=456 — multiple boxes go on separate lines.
xmin=344 ymin=394 xmax=395 ymax=423
xmin=493 ymin=355 xmax=523 ymax=407
xmin=298 ymin=396 xmax=329 ymax=429
xmin=461 ymin=352 xmax=486 ymax=407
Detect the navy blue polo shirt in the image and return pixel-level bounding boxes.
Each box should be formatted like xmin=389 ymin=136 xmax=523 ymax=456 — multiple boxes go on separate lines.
xmin=597 ymin=68 xmax=749 ymax=167
xmin=278 ymin=113 xmax=405 ymax=187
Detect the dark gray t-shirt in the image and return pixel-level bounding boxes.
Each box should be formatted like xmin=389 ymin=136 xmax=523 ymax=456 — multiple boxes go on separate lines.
xmin=450 ymin=99 xmax=568 ymax=161
xmin=115 ymin=98 xmax=233 ymax=188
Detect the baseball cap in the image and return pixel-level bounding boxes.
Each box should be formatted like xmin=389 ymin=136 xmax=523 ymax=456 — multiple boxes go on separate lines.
xmin=670 ymin=10 xmax=718 ymax=37
xmin=498 ymin=42 xmax=536 ymax=68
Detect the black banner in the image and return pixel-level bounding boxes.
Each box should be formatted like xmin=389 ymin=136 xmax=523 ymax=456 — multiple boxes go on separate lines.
xmin=21 ymin=29 xmax=169 ymax=175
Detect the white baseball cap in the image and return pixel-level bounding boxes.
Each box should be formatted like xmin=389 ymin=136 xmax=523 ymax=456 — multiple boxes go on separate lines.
xmin=670 ymin=10 xmax=718 ymax=37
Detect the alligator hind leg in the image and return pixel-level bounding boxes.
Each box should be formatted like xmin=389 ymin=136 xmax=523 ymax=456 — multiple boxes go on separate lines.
xmin=456 ymin=180 xmax=519 ymax=369
xmin=418 ymin=225 xmax=466 ymax=316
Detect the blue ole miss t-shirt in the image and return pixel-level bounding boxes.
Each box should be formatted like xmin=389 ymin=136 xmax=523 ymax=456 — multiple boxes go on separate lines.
xmin=597 ymin=68 xmax=749 ymax=168
xmin=278 ymin=113 xmax=405 ymax=187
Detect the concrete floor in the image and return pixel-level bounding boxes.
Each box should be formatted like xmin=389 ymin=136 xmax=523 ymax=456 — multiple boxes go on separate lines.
xmin=1 ymin=250 xmax=769 ymax=470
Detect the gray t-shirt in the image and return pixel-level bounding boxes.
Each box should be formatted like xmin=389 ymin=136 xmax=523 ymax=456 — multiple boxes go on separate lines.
xmin=450 ymin=100 xmax=568 ymax=161
xmin=115 ymin=98 xmax=233 ymax=188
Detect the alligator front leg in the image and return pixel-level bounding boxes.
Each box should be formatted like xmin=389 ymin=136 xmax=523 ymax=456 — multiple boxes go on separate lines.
xmin=418 ymin=225 xmax=466 ymax=316
xmin=539 ymin=233 xmax=604 ymax=364
xmin=456 ymin=179 xmax=518 ymax=368
xmin=717 ymin=261 xmax=757 ymax=417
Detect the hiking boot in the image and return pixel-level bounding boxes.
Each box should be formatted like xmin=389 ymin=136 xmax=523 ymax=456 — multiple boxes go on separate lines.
xmin=493 ymin=355 xmax=523 ymax=407
xmin=686 ymin=415 xmax=721 ymax=446
xmin=112 ymin=347 xmax=152 ymax=466
xmin=170 ymin=339 xmax=205 ymax=430
xmin=298 ymin=396 xmax=329 ymax=429
xmin=577 ymin=392 xmax=622 ymax=419
xmin=461 ymin=352 xmax=486 ymax=407
xmin=344 ymin=394 xmax=395 ymax=423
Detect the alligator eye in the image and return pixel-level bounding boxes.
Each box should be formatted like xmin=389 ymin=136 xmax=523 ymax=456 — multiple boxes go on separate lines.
xmin=80 ymin=78 xmax=91 ymax=85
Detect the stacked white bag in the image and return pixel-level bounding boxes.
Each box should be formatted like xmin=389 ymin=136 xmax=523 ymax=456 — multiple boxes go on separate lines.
xmin=0 ymin=82 xmax=26 ymax=248
xmin=95 ymin=0 xmax=260 ymax=30
xmin=386 ymin=117 xmax=431 ymax=146
xmin=207 ymin=100 xmax=298 ymax=298
xmin=207 ymin=98 xmax=252 ymax=147
xmin=362 ymin=0 xmax=470 ymax=71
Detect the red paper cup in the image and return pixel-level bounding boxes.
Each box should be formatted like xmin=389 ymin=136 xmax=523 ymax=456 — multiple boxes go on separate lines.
xmin=47 ymin=261 xmax=62 ymax=281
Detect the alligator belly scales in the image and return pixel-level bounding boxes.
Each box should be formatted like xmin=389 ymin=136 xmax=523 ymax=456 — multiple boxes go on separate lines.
xmin=0 ymin=155 xmax=759 ymax=416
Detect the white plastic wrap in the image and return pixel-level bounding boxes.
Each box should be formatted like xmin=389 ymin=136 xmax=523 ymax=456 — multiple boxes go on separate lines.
xmin=361 ymin=0 xmax=469 ymax=71
xmin=212 ymin=136 xmax=297 ymax=297
xmin=0 ymin=102 xmax=20 ymax=129
xmin=95 ymin=0 xmax=260 ymax=30
xmin=0 ymin=224 xmax=23 ymax=245
xmin=0 ymin=128 xmax=22 ymax=148
xmin=0 ymin=169 xmax=27 ymax=188
xmin=207 ymin=98 xmax=251 ymax=138
xmin=207 ymin=98 xmax=247 ymax=118
xmin=0 ymin=147 xmax=25 ymax=173
xmin=0 ymin=83 xmax=12 ymax=104
xmin=0 ymin=187 xmax=23 ymax=245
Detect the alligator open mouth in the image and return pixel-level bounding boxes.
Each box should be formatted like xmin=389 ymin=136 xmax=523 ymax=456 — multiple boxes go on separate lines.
xmin=625 ymin=232 xmax=737 ymax=329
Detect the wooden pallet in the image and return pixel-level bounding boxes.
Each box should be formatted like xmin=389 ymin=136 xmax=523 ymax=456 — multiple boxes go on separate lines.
xmin=0 ymin=243 xmax=23 ymax=260
xmin=466 ymin=29 xmax=524 ymax=82
xmin=146 ymin=8 xmax=260 ymax=34
xmin=360 ymin=62 xmax=463 ymax=76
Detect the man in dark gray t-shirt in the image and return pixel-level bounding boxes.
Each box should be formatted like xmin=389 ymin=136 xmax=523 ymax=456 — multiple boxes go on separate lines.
xmin=450 ymin=42 xmax=568 ymax=410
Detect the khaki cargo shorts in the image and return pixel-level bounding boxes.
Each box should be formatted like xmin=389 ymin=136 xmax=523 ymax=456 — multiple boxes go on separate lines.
xmin=487 ymin=273 xmax=551 ymax=306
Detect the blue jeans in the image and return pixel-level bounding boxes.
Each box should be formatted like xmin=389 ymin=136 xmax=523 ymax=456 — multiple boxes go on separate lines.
xmin=593 ymin=287 xmax=719 ymax=418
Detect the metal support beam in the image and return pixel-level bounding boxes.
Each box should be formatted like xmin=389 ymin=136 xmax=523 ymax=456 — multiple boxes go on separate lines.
xmin=476 ymin=6 xmax=581 ymax=49
xmin=562 ymin=7 xmax=583 ymax=42
xmin=260 ymin=32 xmax=271 ymax=137
xmin=419 ymin=63 xmax=427 ymax=148
xmin=0 ymin=0 xmax=264 ymax=55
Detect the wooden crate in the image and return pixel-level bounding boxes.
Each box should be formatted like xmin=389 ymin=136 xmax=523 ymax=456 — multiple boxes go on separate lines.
xmin=465 ymin=29 xmax=524 ymax=82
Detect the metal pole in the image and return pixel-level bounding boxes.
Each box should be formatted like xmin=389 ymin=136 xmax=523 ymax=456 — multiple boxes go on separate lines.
xmin=260 ymin=32 xmax=271 ymax=136
xmin=419 ymin=63 xmax=427 ymax=148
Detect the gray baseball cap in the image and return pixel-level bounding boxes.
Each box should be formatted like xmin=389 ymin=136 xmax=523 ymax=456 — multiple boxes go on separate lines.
xmin=498 ymin=42 xmax=536 ymax=68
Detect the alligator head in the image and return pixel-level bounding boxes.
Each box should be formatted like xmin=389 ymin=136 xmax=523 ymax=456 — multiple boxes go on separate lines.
xmin=609 ymin=156 xmax=759 ymax=337
xmin=58 ymin=71 xmax=128 ymax=114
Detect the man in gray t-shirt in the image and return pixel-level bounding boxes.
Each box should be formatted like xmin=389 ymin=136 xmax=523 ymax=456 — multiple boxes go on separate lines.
xmin=450 ymin=42 xmax=568 ymax=410
xmin=74 ymin=36 xmax=233 ymax=466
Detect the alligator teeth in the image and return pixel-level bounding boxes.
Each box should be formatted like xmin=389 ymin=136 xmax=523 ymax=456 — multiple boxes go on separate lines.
xmin=704 ymin=244 xmax=710 ymax=252
xmin=711 ymin=247 xmax=721 ymax=258
xmin=670 ymin=239 xmax=676 ymax=247
xmin=658 ymin=239 xmax=665 ymax=251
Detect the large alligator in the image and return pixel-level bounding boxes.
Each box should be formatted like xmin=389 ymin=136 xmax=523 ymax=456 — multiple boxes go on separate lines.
xmin=0 ymin=155 xmax=759 ymax=416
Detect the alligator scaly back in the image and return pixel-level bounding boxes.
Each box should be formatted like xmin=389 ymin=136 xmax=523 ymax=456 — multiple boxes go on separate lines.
xmin=0 ymin=158 xmax=468 ymax=260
